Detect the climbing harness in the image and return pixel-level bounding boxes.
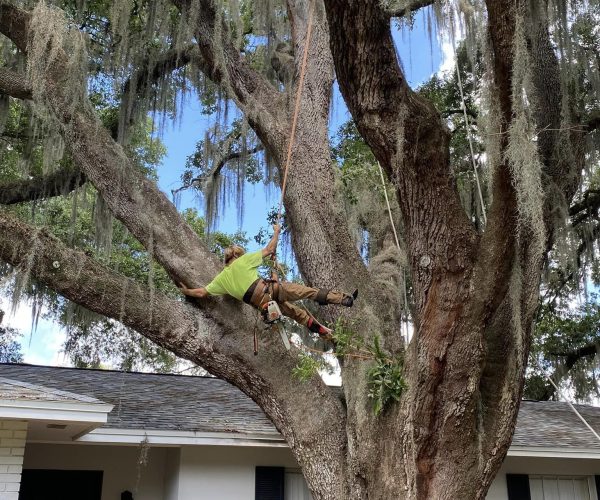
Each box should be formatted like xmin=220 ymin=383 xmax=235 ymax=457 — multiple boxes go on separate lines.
xmin=246 ymin=278 xmax=291 ymax=351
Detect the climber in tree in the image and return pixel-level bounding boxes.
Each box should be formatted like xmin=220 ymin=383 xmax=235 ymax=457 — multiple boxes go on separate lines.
xmin=179 ymin=224 xmax=357 ymax=339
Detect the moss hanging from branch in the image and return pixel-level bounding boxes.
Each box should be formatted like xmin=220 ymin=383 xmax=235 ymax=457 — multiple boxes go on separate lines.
xmin=505 ymin=12 xmax=546 ymax=254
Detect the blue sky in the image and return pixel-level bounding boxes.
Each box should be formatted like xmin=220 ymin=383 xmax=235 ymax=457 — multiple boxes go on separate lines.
xmin=2 ymin=7 xmax=446 ymax=367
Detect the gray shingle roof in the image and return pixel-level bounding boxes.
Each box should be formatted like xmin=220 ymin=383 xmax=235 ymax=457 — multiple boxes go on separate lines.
xmin=513 ymin=400 xmax=600 ymax=450
xmin=0 ymin=377 xmax=105 ymax=405
xmin=0 ymin=363 xmax=599 ymax=449
xmin=0 ymin=363 xmax=276 ymax=436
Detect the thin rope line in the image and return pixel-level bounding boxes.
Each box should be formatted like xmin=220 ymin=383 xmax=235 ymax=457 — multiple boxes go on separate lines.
xmin=530 ymin=357 xmax=600 ymax=443
xmin=276 ymin=0 xmax=316 ymax=225
xmin=451 ymin=36 xmax=487 ymax=225
xmin=378 ymin=162 xmax=410 ymax=345
xmin=378 ymin=162 xmax=401 ymax=249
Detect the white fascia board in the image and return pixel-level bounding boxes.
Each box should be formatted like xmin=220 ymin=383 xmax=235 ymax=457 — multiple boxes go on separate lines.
xmin=508 ymin=446 xmax=600 ymax=459
xmin=0 ymin=399 xmax=114 ymax=424
xmin=77 ymin=428 xmax=288 ymax=447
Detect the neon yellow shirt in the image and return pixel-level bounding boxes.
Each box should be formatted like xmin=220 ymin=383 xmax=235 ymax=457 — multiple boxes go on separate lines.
xmin=205 ymin=250 xmax=263 ymax=300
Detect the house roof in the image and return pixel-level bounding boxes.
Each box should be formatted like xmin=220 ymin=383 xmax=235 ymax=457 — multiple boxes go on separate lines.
xmin=512 ymin=399 xmax=600 ymax=450
xmin=0 ymin=363 xmax=599 ymax=451
xmin=0 ymin=363 xmax=276 ymax=436
xmin=0 ymin=376 xmax=105 ymax=405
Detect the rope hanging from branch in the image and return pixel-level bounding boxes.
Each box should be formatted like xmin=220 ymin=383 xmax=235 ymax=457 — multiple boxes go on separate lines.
xmin=276 ymin=0 xmax=316 ymax=226
xmin=451 ymin=36 xmax=487 ymax=225
xmin=377 ymin=162 xmax=411 ymax=345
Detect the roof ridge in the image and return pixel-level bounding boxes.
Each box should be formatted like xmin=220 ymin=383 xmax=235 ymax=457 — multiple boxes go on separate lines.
xmin=0 ymin=362 xmax=217 ymax=381
xmin=521 ymin=399 xmax=600 ymax=410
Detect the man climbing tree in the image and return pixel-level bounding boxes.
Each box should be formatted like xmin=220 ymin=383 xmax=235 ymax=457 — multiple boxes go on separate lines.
xmin=179 ymin=224 xmax=357 ymax=339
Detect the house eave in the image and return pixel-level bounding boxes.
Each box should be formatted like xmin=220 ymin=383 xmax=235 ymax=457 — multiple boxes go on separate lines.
xmin=508 ymin=445 xmax=600 ymax=459
xmin=0 ymin=399 xmax=114 ymax=424
xmin=73 ymin=427 xmax=287 ymax=447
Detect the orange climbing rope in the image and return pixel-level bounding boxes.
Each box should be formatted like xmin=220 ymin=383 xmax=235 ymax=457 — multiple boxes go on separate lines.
xmin=276 ymin=0 xmax=316 ymax=225
xmin=254 ymin=1 xmax=316 ymax=353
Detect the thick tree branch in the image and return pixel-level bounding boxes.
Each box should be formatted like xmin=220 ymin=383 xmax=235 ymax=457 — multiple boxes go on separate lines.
xmin=0 ymin=209 xmax=348 ymax=496
xmin=0 ymin=167 xmax=85 ymax=205
xmin=172 ymin=0 xmax=286 ymax=147
xmin=0 ymin=9 xmax=350 ymax=494
xmin=383 ymin=0 xmax=435 ymax=17
xmin=0 ymin=3 xmax=29 ymax=53
xmin=569 ymin=189 xmax=600 ymax=226
xmin=538 ymin=342 xmax=599 ymax=401
xmin=0 ymin=67 xmax=31 ymax=100
xmin=119 ymin=44 xmax=197 ymax=141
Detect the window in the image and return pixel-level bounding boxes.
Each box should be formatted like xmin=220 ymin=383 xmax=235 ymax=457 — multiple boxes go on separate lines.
xmin=255 ymin=467 xmax=313 ymax=500
xmin=19 ymin=469 xmax=103 ymax=500
xmin=529 ymin=476 xmax=596 ymax=500
xmin=285 ymin=470 xmax=313 ymax=500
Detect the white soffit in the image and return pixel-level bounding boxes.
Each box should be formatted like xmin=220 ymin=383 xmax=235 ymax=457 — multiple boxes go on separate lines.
xmin=78 ymin=428 xmax=287 ymax=447
xmin=508 ymin=446 xmax=600 ymax=459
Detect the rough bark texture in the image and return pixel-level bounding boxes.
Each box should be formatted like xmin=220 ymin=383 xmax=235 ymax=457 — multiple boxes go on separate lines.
xmin=0 ymin=67 xmax=32 ymax=100
xmin=0 ymin=0 xmax=589 ymax=499
xmin=0 ymin=167 xmax=85 ymax=204
xmin=323 ymin=0 xmax=584 ymax=498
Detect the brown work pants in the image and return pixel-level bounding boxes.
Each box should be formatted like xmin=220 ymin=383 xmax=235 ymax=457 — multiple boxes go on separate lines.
xmin=251 ymin=280 xmax=346 ymax=327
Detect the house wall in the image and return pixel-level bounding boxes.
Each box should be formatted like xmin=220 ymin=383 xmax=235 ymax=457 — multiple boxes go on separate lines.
xmin=487 ymin=456 xmax=600 ymax=500
xmin=178 ymin=445 xmax=299 ymax=500
xmin=23 ymin=443 xmax=167 ymax=500
xmin=0 ymin=420 xmax=27 ymax=500
xmin=163 ymin=447 xmax=181 ymax=500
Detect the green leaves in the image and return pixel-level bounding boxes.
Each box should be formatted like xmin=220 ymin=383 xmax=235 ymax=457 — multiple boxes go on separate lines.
xmin=293 ymin=320 xmax=407 ymax=416
xmin=292 ymin=352 xmax=331 ymax=382
xmin=366 ymin=336 xmax=406 ymax=416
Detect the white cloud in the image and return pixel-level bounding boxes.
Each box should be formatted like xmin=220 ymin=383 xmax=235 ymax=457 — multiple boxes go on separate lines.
xmin=438 ymin=39 xmax=457 ymax=77
xmin=1 ymin=298 xmax=69 ymax=367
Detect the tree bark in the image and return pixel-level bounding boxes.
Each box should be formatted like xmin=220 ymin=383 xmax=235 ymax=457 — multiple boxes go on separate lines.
xmin=0 ymin=167 xmax=85 ymax=204
xmin=0 ymin=67 xmax=31 ymax=100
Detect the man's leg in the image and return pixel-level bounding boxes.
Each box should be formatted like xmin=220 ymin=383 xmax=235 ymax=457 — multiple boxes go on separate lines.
xmin=278 ymin=302 xmax=332 ymax=337
xmin=276 ymin=282 xmax=355 ymax=307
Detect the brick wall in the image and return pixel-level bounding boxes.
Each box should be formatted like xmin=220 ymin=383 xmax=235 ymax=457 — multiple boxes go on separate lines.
xmin=0 ymin=420 xmax=27 ymax=500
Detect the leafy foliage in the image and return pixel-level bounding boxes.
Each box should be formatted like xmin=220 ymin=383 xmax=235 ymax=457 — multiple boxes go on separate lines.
xmin=293 ymin=320 xmax=406 ymax=415
xmin=367 ymin=336 xmax=406 ymax=416
xmin=526 ymin=298 xmax=600 ymax=402
xmin=292 ymin=352 xmax=331 ymax=382
xmin=0 ymin=322 xmax=24 ymax=364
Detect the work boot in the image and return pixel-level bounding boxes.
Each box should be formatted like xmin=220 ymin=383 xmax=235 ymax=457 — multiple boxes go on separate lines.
xmin=341 ymin=289 xmax=359 ymax=307
xmin=308 ymin=318 xmax=334 ymax=341
xmin=318 ymin=325 xmax=333 ymax=342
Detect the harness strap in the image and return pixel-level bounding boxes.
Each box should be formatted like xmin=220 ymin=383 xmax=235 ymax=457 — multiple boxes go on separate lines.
xmin=243 ymin=279 xmax=270 ymax=307
xmin=315 ymin=288 xmax=329 ymax=305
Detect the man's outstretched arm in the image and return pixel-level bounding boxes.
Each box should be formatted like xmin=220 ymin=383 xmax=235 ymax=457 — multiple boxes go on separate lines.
xmin=262 ymin=224 xmax=281 ymax=258
xmin=179 ymin=283 xmax=209 ymax=299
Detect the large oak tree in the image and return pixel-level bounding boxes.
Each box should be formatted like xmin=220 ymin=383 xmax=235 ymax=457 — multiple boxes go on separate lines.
xmin=1 ymin=0 xmax=598 ymax=498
